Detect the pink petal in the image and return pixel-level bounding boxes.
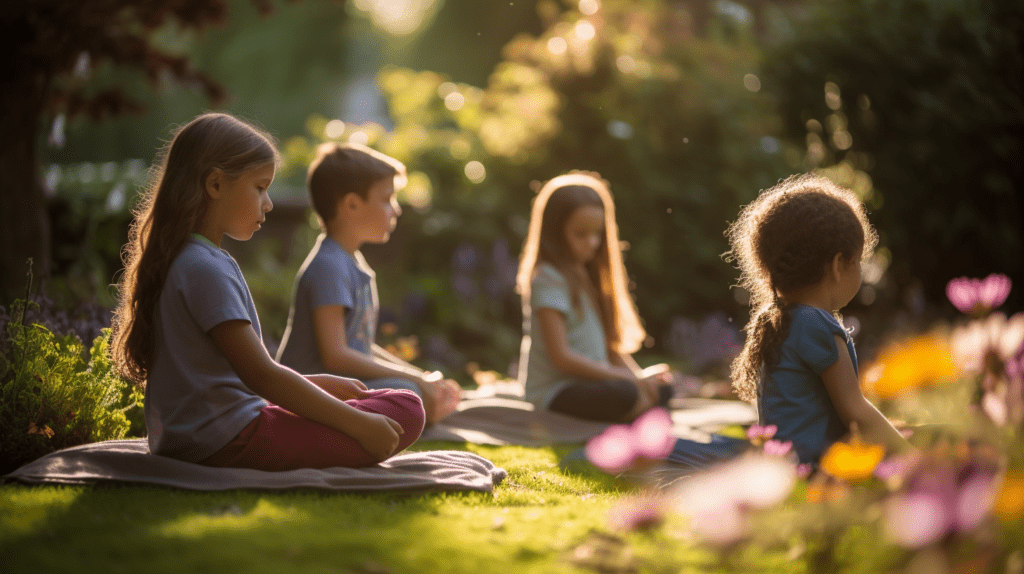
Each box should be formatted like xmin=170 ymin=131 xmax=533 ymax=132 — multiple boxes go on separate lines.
xmin=947 ymin=277 xmax=980 ymax=314
xmin=979 ymin=274 xmax=1012 ymax=309
xmin=884 ymin=492 xmax=953 ymax=548
xmin=763 ymin=439 xmax=792 ymax=456
xmin=955 ymin=474 xmax=995 ymax=531
xmin=633 ymin=407 xmax=675 ymax=460
xmin=585 ymin=425 xmax=637 ymax=473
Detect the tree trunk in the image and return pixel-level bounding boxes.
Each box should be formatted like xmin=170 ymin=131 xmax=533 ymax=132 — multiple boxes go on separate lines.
xmin=0 ymin=77 xmax=50 ymax=304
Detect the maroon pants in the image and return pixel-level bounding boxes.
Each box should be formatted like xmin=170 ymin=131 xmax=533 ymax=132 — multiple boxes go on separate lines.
xmin=201 ymin=388 xmax=425 ymax=471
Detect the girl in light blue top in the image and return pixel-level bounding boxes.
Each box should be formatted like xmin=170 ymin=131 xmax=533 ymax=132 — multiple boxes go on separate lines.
xmin=725 ymin=174 xmax=910 ymax=463
xmin=516 ymin=172 xmax=675 ymax=422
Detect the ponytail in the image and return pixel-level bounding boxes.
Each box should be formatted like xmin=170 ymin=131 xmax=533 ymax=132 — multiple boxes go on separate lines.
xmin=730 ymin=298 xmax=792 ymax=401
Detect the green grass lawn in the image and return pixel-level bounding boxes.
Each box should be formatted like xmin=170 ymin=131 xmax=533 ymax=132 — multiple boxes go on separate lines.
xmin=0 ymin=441 xmax=802 ymax=574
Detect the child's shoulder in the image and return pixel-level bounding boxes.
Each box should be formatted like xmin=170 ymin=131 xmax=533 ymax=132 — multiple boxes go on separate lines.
xmin=533 ymin=262 xmax=567 ymax=286
xmin=788 ymin=304 xmax=846 ymax=339
xmin=171 ymin=239 xmax=234 ymax=276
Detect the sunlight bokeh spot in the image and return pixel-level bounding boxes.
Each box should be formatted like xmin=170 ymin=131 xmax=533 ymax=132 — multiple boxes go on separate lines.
xmin=438 ymin=81 xmax=457 ymax=98
xmin=444 ymin=91 xmax=465 ymax=111
xmin=399 ymin=171 xmax=433 ymax=211
xmin=820 ymin=439 xmax=885 ymax=481
xmin=607 ymin=120 xmax=633 ymax=139
xmin=353 ymin=0 xmax=439 ymax=36
xmin=547 ymin=36 xmax=568 ymax=55
xmin=578 ymin=0 xmax=599 ymax=15
xmin=449 ymin=138 xmax=471 ymax=160
xmin=743 ymin=73 xmax=761 ymax=92
xmin=464 ymin=161 xmax=486 ymax=183
xmin=825 ymin=81 xmax=842 ymax=110
xmin=574 ymin=21 xmax=595 ymax=41
xmin=348 ymin=131 xmax=369 ymax=145
xmin=616 ymin=55 xmax=637 ymax=74
xmin=833 ymin=130 xmax=853 ymax=150
xmin=324 ymin=119 xmax=346 ymax=139
xmin=78 ymin=163 xmax=96 ymax=183
xmin=861 ymin=336 xmax=957 ymax=399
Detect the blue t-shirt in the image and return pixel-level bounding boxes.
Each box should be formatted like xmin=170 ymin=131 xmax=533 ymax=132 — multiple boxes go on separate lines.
xmin=518 ymin=263 xmax=609 ymax=408
xmin=276 ymin=234 xmax=377 ymax=374
xmin=758 ymin=304 xmax=855 ymax=464
xmin=146 ymin=236 xmax=268 ymax=462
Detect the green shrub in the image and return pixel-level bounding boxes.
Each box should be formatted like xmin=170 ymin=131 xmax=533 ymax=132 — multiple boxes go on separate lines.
xmin=0 ymin=300 xmax=143 ymax=474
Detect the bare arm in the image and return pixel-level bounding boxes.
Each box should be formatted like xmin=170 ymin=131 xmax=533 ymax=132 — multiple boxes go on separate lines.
xmin=314 ymin=305 xmax=426 ymax=384
xmin=314 ymin=305 xmax=457 ymax=424
xmin=821 ymin=334 xmax=911 ymax=454
xmin=209 ymin=320 xmax=402 ymax=461
xmin=535 ymin=307 xmax=636 ymax=382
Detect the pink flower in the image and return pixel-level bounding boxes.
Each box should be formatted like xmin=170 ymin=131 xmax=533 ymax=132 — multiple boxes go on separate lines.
xmin=674 ymin=453 xmax=796 ymax=545
xmin=951 ymin=312 xmax=1024 ymax=375
xmin=763 ymin=439 xmax=792 ymax=457
xmin=746 ymin=424 xmax=777 ymax=444
xmin=946 ymin=274 xmax=1012 ymax=316
xmin=585 ymin=408 xmax=675 ymax=474
xmin=608 ymin=496 xmax=665 ymax=531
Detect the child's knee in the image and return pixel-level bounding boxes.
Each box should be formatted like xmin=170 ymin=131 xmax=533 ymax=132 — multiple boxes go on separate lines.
xmin=388 ymin=390 xmax=427 ymax=436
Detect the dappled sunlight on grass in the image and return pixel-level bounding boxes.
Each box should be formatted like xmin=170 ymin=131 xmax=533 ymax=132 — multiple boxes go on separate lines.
xmin=152 ymin=498 xmax=307 ymax=540
xmin=0 ymin=485 xmax=82 ymax=537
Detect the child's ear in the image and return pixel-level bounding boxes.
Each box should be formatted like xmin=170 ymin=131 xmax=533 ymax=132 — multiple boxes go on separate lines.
xmin=204 ymin=168 xmax=224 ymax=199
xmin=830 ymin=253 xmax=845 ymax=283
xmin=342 ymin=192 xmax=363 ymax=212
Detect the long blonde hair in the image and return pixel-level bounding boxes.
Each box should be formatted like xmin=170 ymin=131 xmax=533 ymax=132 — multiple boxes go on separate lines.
xmin=516 ymin=172 xmax=646 ymax=354
xmin=110 ymin=113 xmax=279 ymax=383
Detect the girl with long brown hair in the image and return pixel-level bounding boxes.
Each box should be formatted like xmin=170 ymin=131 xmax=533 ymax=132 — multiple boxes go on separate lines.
xmin=516 ymin=172 xmax=675 ymax=422
xmin=110 ymin=113 xmax=424 ymax=470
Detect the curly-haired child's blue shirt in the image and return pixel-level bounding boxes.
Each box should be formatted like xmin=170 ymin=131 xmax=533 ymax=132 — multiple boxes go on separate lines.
xmin=758 ymin=304 xmax=855 ymax=464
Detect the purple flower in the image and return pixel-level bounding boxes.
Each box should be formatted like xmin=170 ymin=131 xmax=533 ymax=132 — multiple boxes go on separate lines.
xmin=946 ymin=274 xmax=1012 ymax=315
xmin=585 ymin=408 xmax=674 ymax=474
xmin=882 ymin=454 xmax=998 ymax=548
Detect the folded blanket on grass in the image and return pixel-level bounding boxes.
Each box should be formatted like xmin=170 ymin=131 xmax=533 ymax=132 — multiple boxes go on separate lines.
xmin=3 ymin=439 xmax=507 ymax=493
xmin=420 ymin=396 xmax=756 ymax=446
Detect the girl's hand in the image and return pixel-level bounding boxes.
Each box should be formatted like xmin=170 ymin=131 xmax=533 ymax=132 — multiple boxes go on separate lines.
xmin=306 ymin=373 xmax=368 ymax=401
xmin=350 ymin=412 xmax=404 ymax=461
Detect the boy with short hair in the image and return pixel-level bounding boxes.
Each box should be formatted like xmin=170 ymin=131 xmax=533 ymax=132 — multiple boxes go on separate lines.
xmin=277 ymin=142 xmax=460 ymax=424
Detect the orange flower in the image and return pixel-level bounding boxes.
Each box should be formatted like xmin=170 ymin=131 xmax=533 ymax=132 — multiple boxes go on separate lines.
xmin=820 ymin=438 xmax=885 ymax=482
xmin=993 ymin=471 xmax=1024 ymax=520
xmin=861 ymin=336 xmax=957 ymax=399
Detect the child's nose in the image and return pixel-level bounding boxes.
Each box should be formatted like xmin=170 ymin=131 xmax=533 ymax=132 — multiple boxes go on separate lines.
xmin=391 ymin=198 xmax=402 ymax=218
xmin=263 ymin=195 xmax=273 ymax=212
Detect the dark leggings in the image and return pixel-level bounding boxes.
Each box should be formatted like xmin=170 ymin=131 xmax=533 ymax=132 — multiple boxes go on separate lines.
xmin=548 ymin=379 xmax=673 ymax=422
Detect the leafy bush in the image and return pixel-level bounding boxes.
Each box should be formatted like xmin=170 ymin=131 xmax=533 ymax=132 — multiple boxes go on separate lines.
xmin=0 ymin=300 xmax=143 ymax=474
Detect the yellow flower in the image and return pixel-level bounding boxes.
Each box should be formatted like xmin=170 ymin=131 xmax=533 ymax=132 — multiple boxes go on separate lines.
xmin=27 ymin=422 xmax=54 ymax=439
xmin=861 ymin=336 xmax=957 ymax=399
xmin=820 ymin=438 xmax=885 ymax=482
xmin=993 ymin=471 xmax=1024 ymax=520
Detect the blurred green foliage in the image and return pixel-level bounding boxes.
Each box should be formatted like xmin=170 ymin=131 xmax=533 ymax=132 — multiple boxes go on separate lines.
xmin=281 ymin=0 xmax=792 ymax=376
xmin=761 ymin=0 xmax=1024 ymax=310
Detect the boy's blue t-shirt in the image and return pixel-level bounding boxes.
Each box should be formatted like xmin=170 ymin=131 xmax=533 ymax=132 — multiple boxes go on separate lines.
xmin=276 ymin=234 xmax=377 ymax=374
xmin=146 ymin=237 xmax=268 ymax=463
xmin=758 ymin=304 xmax=855 ymax=464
